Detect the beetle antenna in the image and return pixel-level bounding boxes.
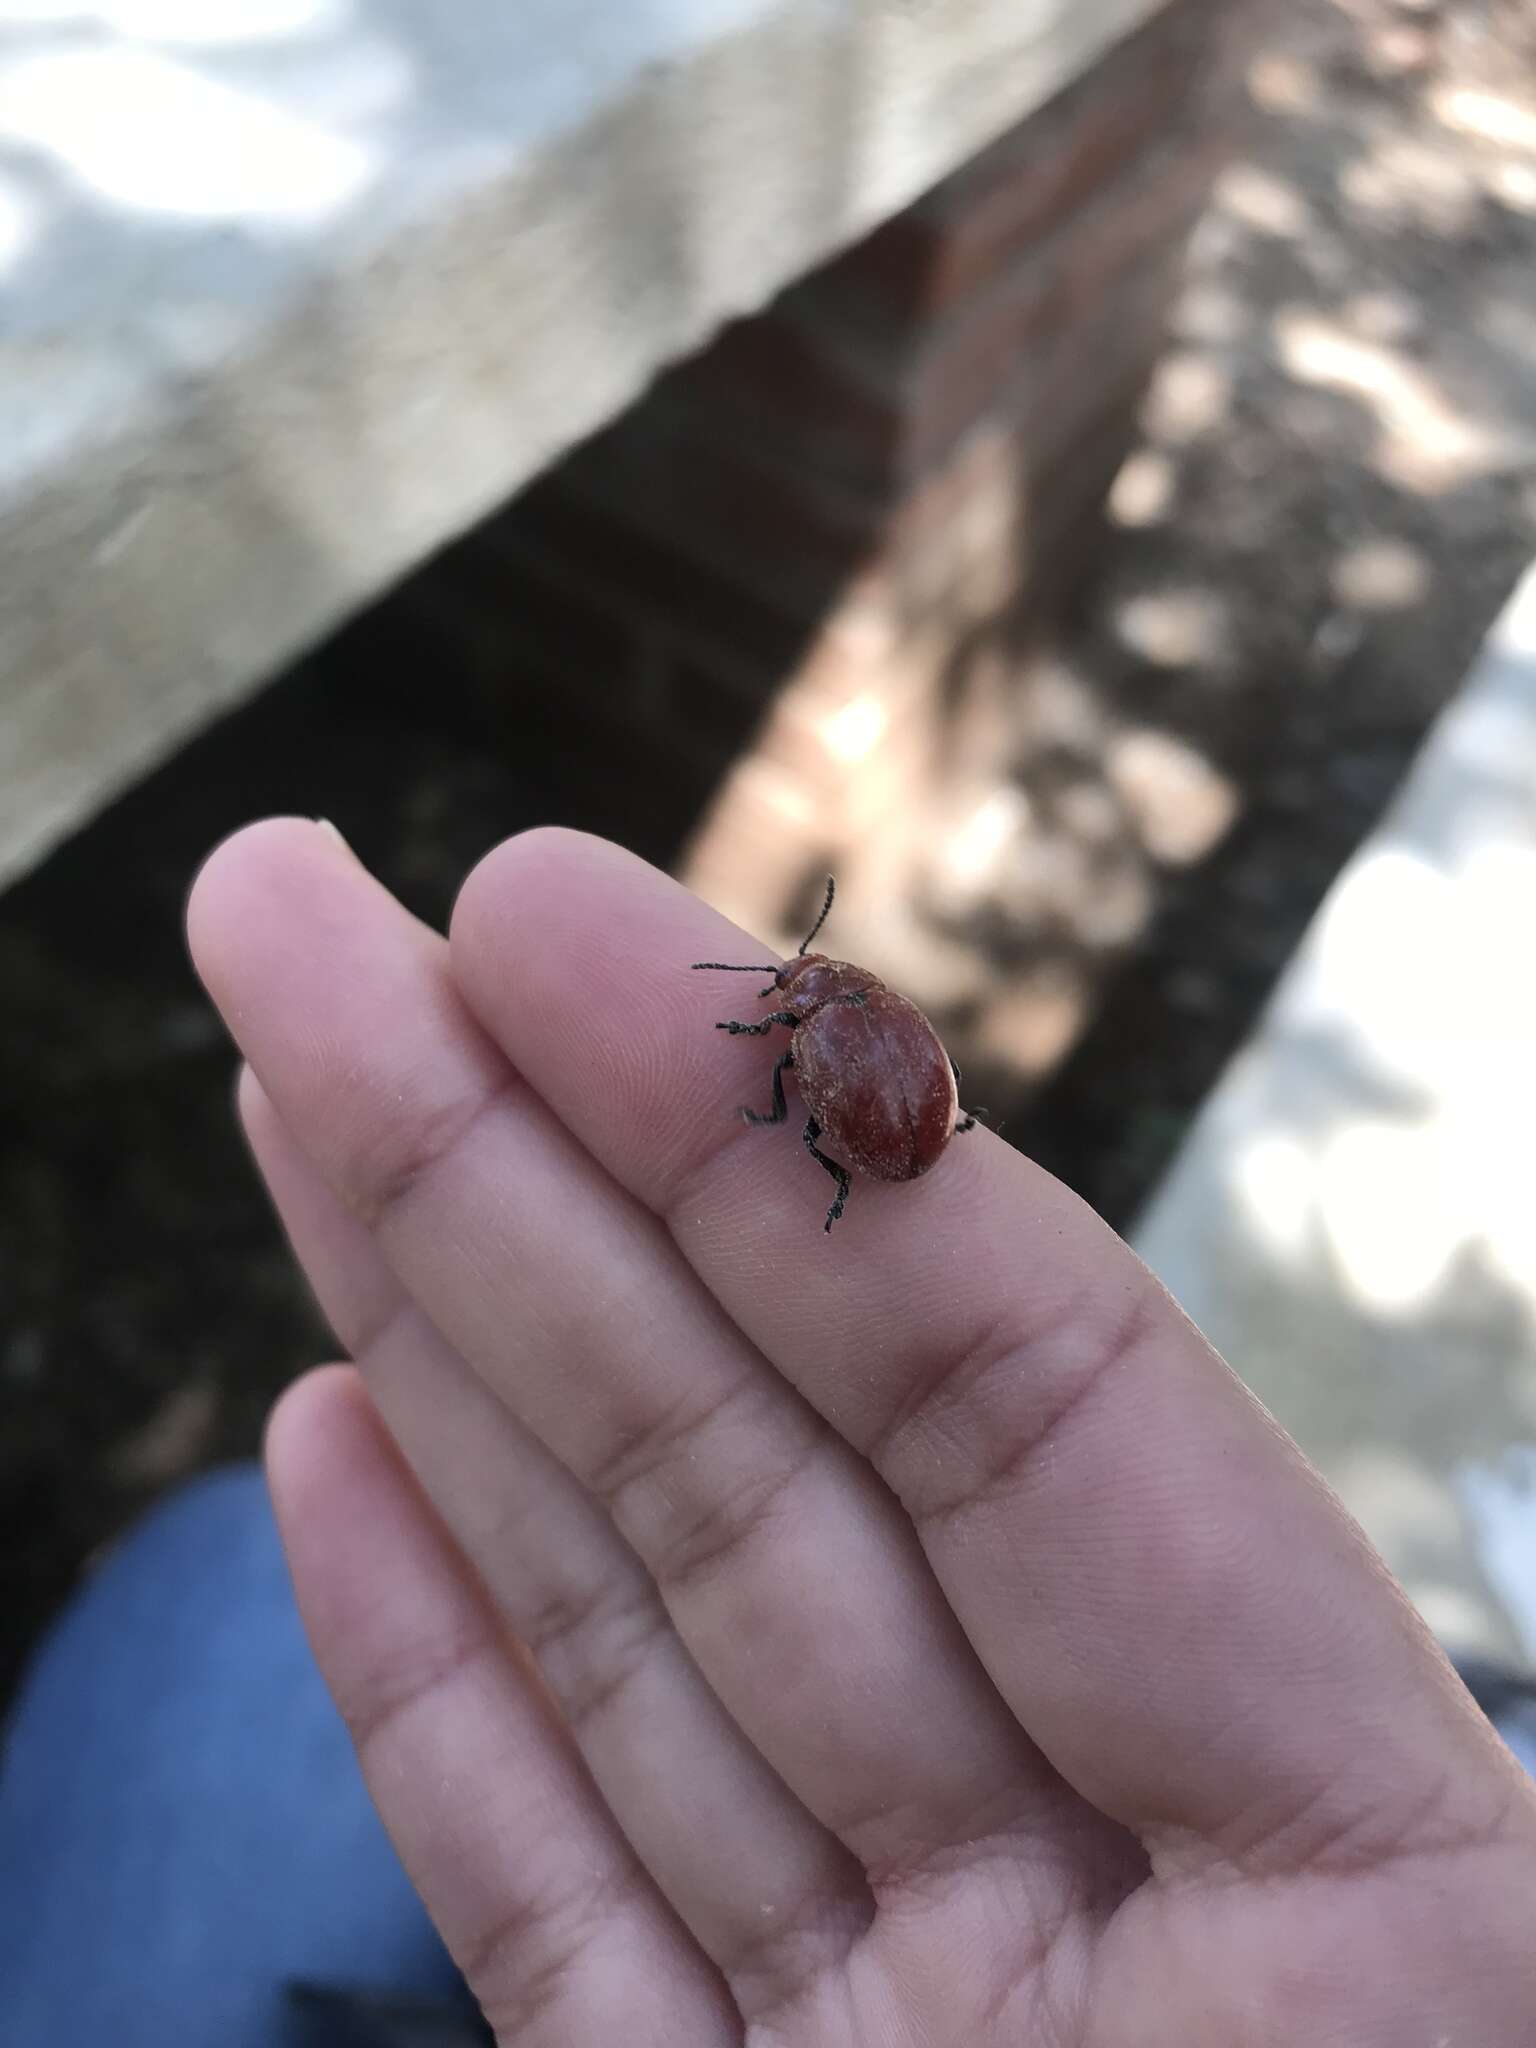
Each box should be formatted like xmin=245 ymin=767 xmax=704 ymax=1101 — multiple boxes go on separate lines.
xmin=798 ymin=876 xmax=835 ymax=956
xmin=691 ymin=961 xmax=780 ymax=973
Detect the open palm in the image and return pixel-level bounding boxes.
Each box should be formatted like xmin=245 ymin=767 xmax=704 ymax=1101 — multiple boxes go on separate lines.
xmin=189 ymin=822 xmax=1536 ymax=2045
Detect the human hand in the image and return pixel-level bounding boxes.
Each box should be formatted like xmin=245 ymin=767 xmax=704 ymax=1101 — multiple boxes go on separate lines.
xmin=188 ymin=821 xmax=1536 ymax=2045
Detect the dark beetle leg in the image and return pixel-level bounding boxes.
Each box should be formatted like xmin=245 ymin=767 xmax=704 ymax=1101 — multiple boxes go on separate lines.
xmin=743 ymin=1049 xmax=795 ymax=1126
xmin=803 ymin=1116 xmax=852 ymax=1233
xmin=716 ymin=1011 xmax=798 ymax=1036
xmin=949 ymin=1054 xmax=979 ymax=1134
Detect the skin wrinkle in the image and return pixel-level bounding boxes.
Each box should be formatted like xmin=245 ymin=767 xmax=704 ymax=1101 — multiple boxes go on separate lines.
xmin=1167 ymin=1756 xmax=1526 ymax=1893
xmin=717 ymin=1891 xmax=875 ymax=2037
xmin=623 ymin=1427 xmax=835 ymax=1613
xmin=893 ymin=1289 xmax=1170 ymax=1535
xmin=581 ymin=1366 xmax=801 ymax=1522
xmin=860 ymin=1292 xmax=1081 ymax=1476
xmin=346 ymin=1063 xmax=521 ymax=1237
xmin=460 ymin=1859 xmax=655 ymax=2044
xmin=516 ymin=1562 xmax=678 ymax=1749
xmin=341 ymin=1615 xmax=506 ymax=1767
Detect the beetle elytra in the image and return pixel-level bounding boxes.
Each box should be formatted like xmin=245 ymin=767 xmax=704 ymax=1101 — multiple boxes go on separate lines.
xmin=693 ymin=879 xmax=978 ymax=1231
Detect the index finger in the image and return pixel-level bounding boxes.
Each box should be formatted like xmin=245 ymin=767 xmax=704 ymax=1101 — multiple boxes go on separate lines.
xmin=450 ymin=828 xmax=1529 ymax=1878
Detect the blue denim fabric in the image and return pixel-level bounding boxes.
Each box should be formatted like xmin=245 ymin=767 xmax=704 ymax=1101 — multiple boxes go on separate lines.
xmin=0 ymin=1467 xmax=466 ymax=2047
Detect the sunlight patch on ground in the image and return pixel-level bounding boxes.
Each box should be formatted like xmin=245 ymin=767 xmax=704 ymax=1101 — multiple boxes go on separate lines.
xmin=1273 ymin=307 xmax=1517 ymax=490
xmin=1304 ymin=836 xmax=1536 ymax=1094
xmin=1114 ymin=587 xmax=1228 ymax=668
xmin=1330 ymin=536 xmax=1430 ymax=610
xmin=1231 ymin=1130 xmax=1316 ymax=1264
xmin=1106 ymin=727 xmax=1238 ymax=866
xmin=1107 ymin=448 xmax=1178 ymax=528
xmin=1430 ymin=85 xmax=1536 ymax=157
xmin=974 ymin=966 xmax=1088 ymax=1077
xmin=1246 ymin=49 xmax=1322 ymax=117
xmin=0 ymin=44 xmax=374 ymax=220
xmin=1301 ymin=845 xmax=1454 ymax=1074
xmin=1315 ymin=1115 xmax=1459 ymax=1313
xmin=1140 ymin=351 xmax=1233 ymax=444
xmin=1215 ymin=160 xmax=1314 ymax=238
xmin=938 ymin=786 xmax=1033 ymax=894
xmin=1484 ymin=157 xmax=1536 ymax=216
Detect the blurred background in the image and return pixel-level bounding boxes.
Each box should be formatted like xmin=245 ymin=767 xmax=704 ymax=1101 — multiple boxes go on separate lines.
xmin=3 ymin=0 xmax=1536 ymax=1706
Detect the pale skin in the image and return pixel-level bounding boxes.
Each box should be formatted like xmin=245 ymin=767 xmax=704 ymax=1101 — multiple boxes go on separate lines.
xmin=187 ymin=820 xmax=1536 ymax=2046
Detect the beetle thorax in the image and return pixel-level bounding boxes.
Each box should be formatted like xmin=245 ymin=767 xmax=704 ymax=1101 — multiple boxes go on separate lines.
xmin=776 ymin=953 xmax=884 ymax=1022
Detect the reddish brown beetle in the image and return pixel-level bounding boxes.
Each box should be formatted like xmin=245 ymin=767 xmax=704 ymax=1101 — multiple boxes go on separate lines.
xmin=693 ymin=878 xmax=977 ymax=1231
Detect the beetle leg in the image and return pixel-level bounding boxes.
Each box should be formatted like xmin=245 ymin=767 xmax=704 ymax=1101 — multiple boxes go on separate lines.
xmin=803 ymin=1116 xmax=852 ymax=1233
xmin=742 ymin=1049 xmax=795 ymax=1126
xmin=716 ymin=1011 xmax=798 ymax=1036
xmin=949 ymin=1054 xmax=980 ymax=1134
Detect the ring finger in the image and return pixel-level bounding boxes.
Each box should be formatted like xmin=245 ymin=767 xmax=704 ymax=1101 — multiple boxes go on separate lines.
xmin=241 ymin=1068 xmax=870 ymax=2018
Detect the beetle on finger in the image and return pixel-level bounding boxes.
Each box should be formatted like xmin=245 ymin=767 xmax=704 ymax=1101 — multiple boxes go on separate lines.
xmin=693 ymin=878 xmax=979 ymax=1232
